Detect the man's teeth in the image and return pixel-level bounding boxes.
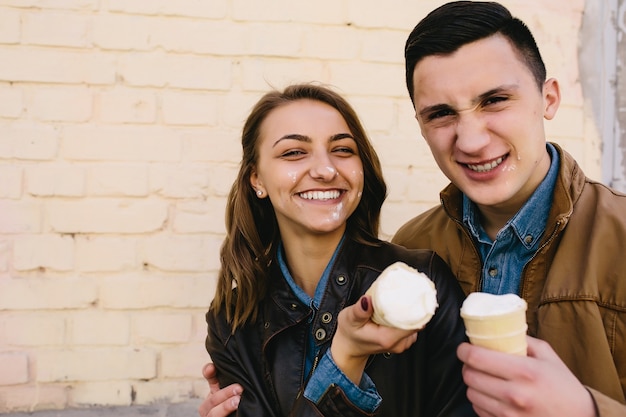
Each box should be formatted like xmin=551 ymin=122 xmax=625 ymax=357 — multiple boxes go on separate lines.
xmin=467 ymin=157 xmax=504 ymax=172
xmin=299 ymin=190 xmax=341 ymax=200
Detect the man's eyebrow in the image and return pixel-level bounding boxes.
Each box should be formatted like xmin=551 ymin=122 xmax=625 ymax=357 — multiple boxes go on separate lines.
xmin=272 ymin=133 xmax=354 ymax=148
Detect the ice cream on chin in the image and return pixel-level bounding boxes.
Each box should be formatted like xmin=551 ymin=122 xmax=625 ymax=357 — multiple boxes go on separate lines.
xmin=460 ymin=292 xmax=528 ymax=355
xmin=366 ymin=261 xmax=438 ymax=330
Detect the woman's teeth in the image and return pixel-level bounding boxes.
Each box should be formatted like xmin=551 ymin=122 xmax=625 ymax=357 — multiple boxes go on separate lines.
xmin=467 ymin=157 xmax=504 ymax=172
xmin=299 ymin=190 xmax=340 ymax=200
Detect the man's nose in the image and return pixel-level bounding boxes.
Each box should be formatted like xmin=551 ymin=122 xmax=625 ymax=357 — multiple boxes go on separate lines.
xmin=455 ymin=112 xmax=490 ymax=153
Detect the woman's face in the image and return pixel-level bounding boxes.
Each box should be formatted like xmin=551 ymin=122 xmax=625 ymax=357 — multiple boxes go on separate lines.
xmin=250 ymin=99 xmax=364 ymax=242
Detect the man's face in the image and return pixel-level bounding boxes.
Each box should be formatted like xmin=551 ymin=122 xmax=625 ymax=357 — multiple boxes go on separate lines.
xmin=411 ymin=34 xmax=560 ymax=216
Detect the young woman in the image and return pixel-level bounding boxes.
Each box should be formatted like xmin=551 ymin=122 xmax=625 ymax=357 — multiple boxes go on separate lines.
xmin=203 ymin=83 xmax=474 ymax=417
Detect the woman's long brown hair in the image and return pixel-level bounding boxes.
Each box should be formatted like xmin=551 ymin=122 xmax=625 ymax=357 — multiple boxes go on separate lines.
xmin=211 ymin=83 xmax=387 ymax=331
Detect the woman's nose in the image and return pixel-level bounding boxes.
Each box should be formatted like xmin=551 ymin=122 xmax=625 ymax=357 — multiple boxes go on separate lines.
xmin=309 ymin=153 xmax=338 ymax=181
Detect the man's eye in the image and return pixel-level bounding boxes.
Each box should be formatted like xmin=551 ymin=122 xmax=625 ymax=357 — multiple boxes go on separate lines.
xmin=484 ymin=96 xmax=508 ymax=106
xmin=427 ymin=109 xmax=455 ymax=121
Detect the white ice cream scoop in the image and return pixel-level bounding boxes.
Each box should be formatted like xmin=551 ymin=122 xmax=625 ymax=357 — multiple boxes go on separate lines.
xmin=366 ymin=261 xmax=438 ymax=330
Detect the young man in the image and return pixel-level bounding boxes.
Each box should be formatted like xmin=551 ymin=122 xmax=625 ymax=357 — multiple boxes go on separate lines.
xmin=394 ymin=1 xmax=626 ymax=416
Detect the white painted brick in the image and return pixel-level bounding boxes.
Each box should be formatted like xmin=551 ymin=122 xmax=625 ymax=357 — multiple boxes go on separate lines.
xmin=0 ymin=48 xmax=115 ymax=85
xmin=172 ymin=200 xmax=227 ymax=234
xmin=22 ymin=11 xmax=90 ymax=48
xmin=97 ymin=89 xmax=157 ymax=124
xmin=88 ymin=164 xmax=149 ymax=197
xmin=30 ymin=86 xmax=92 ymax=123
xmin=141 ymin=234 xmax=221 ymax=272
xmin=0 ymin=164 xmax=23 ymax=198
xmin=302 ymin=26 xmax=360 ymax=60
xmin=380 ymin=201 xmax=432 ymax=240
xmin=347 ymin=0 xmax=430 ymax=29
xmin=0 ymin=201 xmax=42 ymax=234
xmin=0 ymin=240 xmax=10 ymax=272
xmin=184 ymin=129 xmax=241 ymax=163
xmin=75 ymin=236 xmax=138 ymax=272
xmin=1 ymin=313 xmax=66 ymax=346
xmin=328 ymin=61 xmax=406 ymax=97
xmin=149 ymin=164 xmax=210 ymax=198
xmin=245 ymin=23 xmax=303 ymax=58
xmin=2 ymin=0 xmax=98 ymax=10
xmin=0 ymin=7 xmax=20 ymax=44
xmin=0 ymin=384 xmax=69 ymax=412
xmin=13 ymin=234 xmax=75 ymax=272
xmin=160 ymin=343 xmax=207 ymax=378
xmin=26 ymin=164 xmax=86 ymax=197
xmin=161 ymin=91 xmax=218 ymax=126
xmin=132 ymin=380 xmax=194 ymax=405
xmin=132 ymin=313 xmax=191 ymax=344
xmin=61 ymin=126 xmax=182 ymax=162
xmin=69 ymin=311 xmax=130 ymax=346
xmin=209 ymin=165 xmax=238 ymax=197
xmin=99 ymin=274 xmax=215 ymax=310
xmin=0 ymin=352 xmax=29 ymax=385
xmin=238 ymin=58 xmax=326 ymax=94
xmin=0 ymin=84 xmax=24 ymax=118
xmin=37 ymin=348 xmax=156 ymax=382
xmin=349 ymin=96 xmax=395 ymax=132
xmin=231 ymin=0 xmax=307 ymax=22
xmin=92 ymin=15 xmax=154 ymax=51
xmin=154 ymin=20 xmax=248 ymax=55
xmin=47 ymin=199 xmax=168 ymax=233
xmin=70 ymin=381 xmax=131 ymax=407
xmin=107 ymin=0 xmax=228 ymax=19
xmin=118 ymin=52 xmax=231 ymax=90
xmin=0 ymin=278 xmax=97 ymax=310
xmin=0 ymin=123 xmax=59 ymax=161
xmin=360 ymin=29 xmax=407 ymax=64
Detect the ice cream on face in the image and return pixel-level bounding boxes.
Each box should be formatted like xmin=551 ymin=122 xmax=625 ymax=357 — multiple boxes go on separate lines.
xmin=366 ymin=261 xmax=438 ymax=330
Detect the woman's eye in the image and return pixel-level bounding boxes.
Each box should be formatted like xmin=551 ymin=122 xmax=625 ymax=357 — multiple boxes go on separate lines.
xmin=281 ymin=149 xmax=306 ymax=158
xmin=333 ymin=147 xmax=356 ymax=155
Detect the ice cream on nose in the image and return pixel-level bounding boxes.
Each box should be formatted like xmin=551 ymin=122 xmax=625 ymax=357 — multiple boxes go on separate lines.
xmin=366 ymin=261 xmax=438 ymax=330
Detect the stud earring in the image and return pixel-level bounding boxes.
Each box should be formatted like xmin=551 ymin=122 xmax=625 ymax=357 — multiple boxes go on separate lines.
xmin=257 ymin=190 xmax=263 ymax=197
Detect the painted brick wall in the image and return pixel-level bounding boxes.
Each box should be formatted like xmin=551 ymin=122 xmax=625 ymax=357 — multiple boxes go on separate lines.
xmin=0 ymin=0 xmax=592 ymax=412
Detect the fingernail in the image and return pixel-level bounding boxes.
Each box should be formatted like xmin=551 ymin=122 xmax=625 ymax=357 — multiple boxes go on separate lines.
xmin=232 ymin=396 xmax=241 ymax=408
xmin=360 ymin=296 xmax=369 ymax=311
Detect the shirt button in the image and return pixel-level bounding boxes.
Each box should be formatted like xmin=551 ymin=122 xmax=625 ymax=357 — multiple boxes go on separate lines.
xmin=488 ymin=268 xmax=498 ymax=277
xmin=524 ymin=235 xmax=533 ymax=244
xmin=315 ymin=328 xmax=327 ymax=341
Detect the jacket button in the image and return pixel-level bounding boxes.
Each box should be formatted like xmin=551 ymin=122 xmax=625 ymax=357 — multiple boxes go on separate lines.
xmin=336 ymin=275 xmax=347 ymax=285
xmin=321 ymin=312 xmax=332 ymax=323
xmin=290 ymin=303 xmax=298 ymax=310
xmin=315 ymin=328 xmax=326 ymax=341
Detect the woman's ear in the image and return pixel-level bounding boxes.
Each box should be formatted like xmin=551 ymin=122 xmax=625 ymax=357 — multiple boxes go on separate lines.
xmin=250 ymin=170 xmax=265 ymax=198
xmin=543 ymin=77 xmax=561 ymax=121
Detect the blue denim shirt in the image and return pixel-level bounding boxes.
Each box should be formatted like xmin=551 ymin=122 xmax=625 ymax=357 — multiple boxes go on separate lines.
xmin=462 ymin=143 xmax=559 ymax=295
xmin=277 ymin=238 xmax=381 ymax=412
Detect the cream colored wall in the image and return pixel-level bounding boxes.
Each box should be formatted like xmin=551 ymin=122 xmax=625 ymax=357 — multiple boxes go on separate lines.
xmin=0 ymin=0 xmax=593 ymax=412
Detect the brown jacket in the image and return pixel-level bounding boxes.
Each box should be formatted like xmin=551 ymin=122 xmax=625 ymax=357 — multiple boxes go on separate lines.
xmin=393 ymin=144 xmax=626 ymax=416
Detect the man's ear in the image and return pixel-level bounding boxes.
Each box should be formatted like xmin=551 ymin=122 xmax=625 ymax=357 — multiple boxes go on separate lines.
xmin=543 ymin=77 xmax=561 ymax=121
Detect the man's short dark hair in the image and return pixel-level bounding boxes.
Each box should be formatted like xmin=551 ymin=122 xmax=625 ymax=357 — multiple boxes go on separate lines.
xmin=404 ymin=1 xmax=546 ymax=105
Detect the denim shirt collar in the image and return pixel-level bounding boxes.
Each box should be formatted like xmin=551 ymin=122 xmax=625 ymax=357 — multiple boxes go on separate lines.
xmin=463 ymin=143 xmax=560 ymax=248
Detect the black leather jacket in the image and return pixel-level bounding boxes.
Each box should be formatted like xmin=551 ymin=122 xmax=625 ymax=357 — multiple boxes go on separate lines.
xmin=206 ymin=239 xmax=475 ymax=417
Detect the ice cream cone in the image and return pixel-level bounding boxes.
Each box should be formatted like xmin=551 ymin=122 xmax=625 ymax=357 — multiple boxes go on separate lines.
xmin=366 ymin=261 xmax=438 ymax=330
xmin=460 ymin=293 xmax=528 ymax=356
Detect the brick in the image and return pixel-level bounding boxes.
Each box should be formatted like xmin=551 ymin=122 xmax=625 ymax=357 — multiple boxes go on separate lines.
xmin=47 ymin=199 xmax=168 ymax=233
xmin=31 ymin=86 xmax=92 ymax=122
xmin=0 ymin=164 xmax=23 ymax=198
xmin=302 ymin=27 xmax=359 ymax=60
xmin=132 ymin=380 xmax=194 ymax=405
xmin=154 ymin=20 xmax=248 ymax=55
xmin=172 ymin=199 xmax=227 ymax=234
xmin=88 ymin=164 xmax=149 ymax=197
xmin=75 ymin=236 xmax=138 ymax=272
xmin=238 ymin=58 xmax=325 ymax=94
xmin=98 ymin=89 xmax=157 ymax=124
xmin=405 ymin=168 xmax=449 ymax=204
xmin=0 ymin=48 xmax=115 ymax=85
xmin=161 ymin=91 xmax=218 ymax=126
xmin=209 ymin=165 xmax=239 ymax=197
xmin=347 ymin=0 xmax=430 ymax=29
xmin=69 ymin=311 xmax=129 ymax=346
xmin=348 ymin=96 xmax=395 ymax=132
xmin=231 ymin=0 xmax=303 ymax=22
xmin=107 ymin=0 xmax=228 ymax=18
xmin=160 ymin=343 xmax=207 ymax=378
xmin=132 ymin=313 xmax=192 ymax=344
xmin=37 ymin=348 xmax=156 ymax=382
xmin=0 ymin=85 xmax=23 ymax=118
xmin=99 ymin=274 xmax=215 ymax=310
xmin=327 ymin=61 xmax=406 ymax=97
xmin=0 ymin=201 xmax=42 ymax=234
xmin=360 ymin=29 xmax=407 ymax=64
xmin=0 ymin=352 xmax=29 ymax=385
xmin=0 ymin=240 xmax=10 ymax=272
xmin=0 ymin=123 xmax=59 ymax=161
xmin=380 ymin=201 xmax=431 ymax=240
xmin=141 ymin=235 xmax=221 ymax=272
xmin=0 ymin=384 xmax=69 ymax=413
xmin=0 ymin=7 xmax=20 ymax=44
xmin=118 ymin=52 xmax=231 ymax=90
xmin=1 ymin=313 xmax=66 ymax=346
xmin=13 ymin=234 xmax=74 ymax=272
xmin=22 ymin=11 xmax=90 ymax=48
xmin=92 ymin=15 xmax=154 ymax=51
xmin=61 ymin=126 xmax=182 ymax=162
xmin=0 ymin=277 xmax=97 ymax=310
xmin=184 ymin=129 xmax=241 ymax=163
xmin=1 ymin=0 xmax=98 ymax=9
xmin=149 ymin=164 xmax=211 ymax=198
xmin=70 ymin=381 xmax=131 ymax=407
xmin=26 ymin=164 xmax=86 ymax=197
